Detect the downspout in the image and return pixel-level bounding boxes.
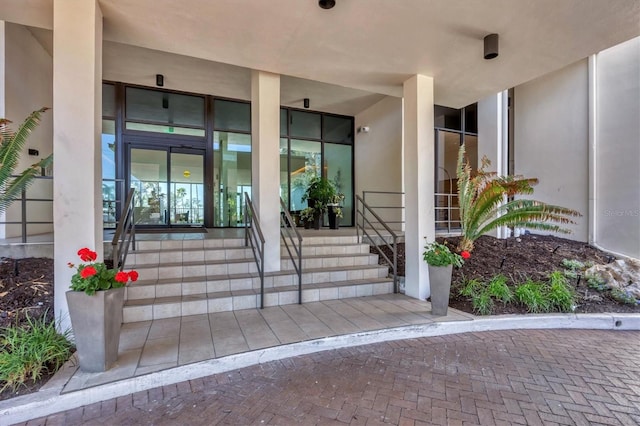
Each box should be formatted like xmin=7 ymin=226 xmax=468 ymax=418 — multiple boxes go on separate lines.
xmin=496 ymin=90 xmax=509 ymax=239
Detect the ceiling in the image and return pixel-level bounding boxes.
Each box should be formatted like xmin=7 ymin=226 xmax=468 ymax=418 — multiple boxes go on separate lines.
xmin=2 ymin=0 xmax=639 ymax=110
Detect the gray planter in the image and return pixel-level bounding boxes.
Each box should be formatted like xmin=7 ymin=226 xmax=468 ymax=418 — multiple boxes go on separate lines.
xmin=428 ymin=264 xmax=453 ymax=316
xmin=66 ymin=287 xmax=124 ymax=372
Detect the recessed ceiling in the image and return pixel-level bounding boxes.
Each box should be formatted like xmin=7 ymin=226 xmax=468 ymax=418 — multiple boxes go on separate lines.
xmin=3 ymin=0 xmax=640 ymax=108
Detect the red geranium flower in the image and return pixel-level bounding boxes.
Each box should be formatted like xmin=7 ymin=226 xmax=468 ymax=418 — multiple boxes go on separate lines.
xmin=77 ymin=247 xmax=97 ymax=262
xmin=128 ymin=271 xmax=139 ymax=282
xmin=115 ymin=271 xmax=130 ymax=283
xmin=80 ymin=266 xmax=97 ymax=278
xmin=461 ymin=251 xmax=471 ymax=260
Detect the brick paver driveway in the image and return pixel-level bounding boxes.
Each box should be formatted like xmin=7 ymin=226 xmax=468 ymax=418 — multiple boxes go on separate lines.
xmin=29 ymin=329 xmax=640 ymax=425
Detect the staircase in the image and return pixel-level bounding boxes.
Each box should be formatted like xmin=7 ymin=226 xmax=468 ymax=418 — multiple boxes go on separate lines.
xmin=122 ymin=235 xmax=393 ymax=323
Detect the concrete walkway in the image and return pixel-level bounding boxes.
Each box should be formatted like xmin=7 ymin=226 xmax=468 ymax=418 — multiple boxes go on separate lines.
xmin=2 ymin=302 xmax=639 ymax=425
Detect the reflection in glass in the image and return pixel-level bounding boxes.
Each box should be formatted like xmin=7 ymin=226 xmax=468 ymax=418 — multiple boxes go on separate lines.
xmin=280 ymin=138 xmax=289 ymax=208
xmin=170 ymin=152 xmax=204 ymax=225
xmin=213 ymin=132 xmax=252 ymax=227
xmin=126 ymin=87 xmax=205 ymax=127
xmin=130 ymin=148 xmax=168 ymax=226
xmin=289 ymin=139 xmax=321 ymax=211
xmin=323 ymin=116 xmax=353 ymax=143
xmin=102 ymin=120 xmax=117 ymax=228
xmin=324 ymin=143 xmax=353 ymax=226
xmin=435 ymin=131 xmax=463 ymax=232
xmin=290 ymin=111 xmax=321 ymax=139
xmin=214 ymin=100 xmax=251 ymax=132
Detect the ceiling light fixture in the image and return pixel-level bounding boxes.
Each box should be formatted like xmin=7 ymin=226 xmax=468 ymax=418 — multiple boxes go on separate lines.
xmin=304 ymin=98 xmax=310 ymax=108
xmin=484 ymin=34 xmax=499 ymax=60
xmin=318 ymin=0 xmax=336 ymax=10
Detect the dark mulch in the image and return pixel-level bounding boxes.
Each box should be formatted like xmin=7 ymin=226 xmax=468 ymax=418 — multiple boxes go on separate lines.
xmin=372 ymin=234 xmax=640 ymax=315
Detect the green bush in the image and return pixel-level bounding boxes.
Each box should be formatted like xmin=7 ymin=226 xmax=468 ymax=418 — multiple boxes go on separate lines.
xmin=472 ymin=292 xmax=494 ymax=316
xmin=515 ymin=280 xmax=550 ymax=313
xmin=486 ymin=275 xmax=513 ymax=304
xmin=0 ymin=313 xmax=72 ymax=392
xmin=547 ymin=271 xmax=576 ymax=312
xmin=561 ymin=259 xmax=585 ymax=271
xmin=610 ymin=288 xmax=638 ymax=305
xmin=458 ymin=277 xmax=483 ymax=298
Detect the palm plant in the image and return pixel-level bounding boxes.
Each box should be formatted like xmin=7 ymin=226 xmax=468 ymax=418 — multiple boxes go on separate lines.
xmin=0 ymin=108 xmax=52 ymax=214
xmin=456 ymin=143 xmax=581 ymax=252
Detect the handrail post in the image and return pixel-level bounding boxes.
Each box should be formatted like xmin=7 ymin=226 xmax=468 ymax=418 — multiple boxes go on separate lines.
xmin=21 ymin=188 xmax=27 ymax=243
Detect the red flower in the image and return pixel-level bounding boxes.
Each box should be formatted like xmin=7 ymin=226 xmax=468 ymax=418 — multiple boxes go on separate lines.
xmin=128 ymin=271 xmax=139 ymax=282
xmin=461 ymin=251 xmax=471 ymax=260
xmin=80 ymin=266 xmax=97 ymax=278
xmin=115 ymin=271 xmax=130 ymax=283
xmin=77 ymin=248 xmax=97 ymax=262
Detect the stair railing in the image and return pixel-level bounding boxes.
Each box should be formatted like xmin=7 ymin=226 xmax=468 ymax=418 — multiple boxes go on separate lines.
xmin=111 ymin=188 xmax=136 ymax=270
xmin=355 ymin=194 xmax=399 ymax=293
xmin=280 ymin=198 xmax=303 ymax=304
xmin=244 ymin=193 xmax=266 ymax=308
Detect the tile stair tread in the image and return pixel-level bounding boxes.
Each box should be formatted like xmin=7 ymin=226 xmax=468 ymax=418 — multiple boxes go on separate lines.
xmin=131 ymin=264 xmax=389 ymax=286
xmin=133 ymin=252 xmax=374 ymax=268
xmin=131 ymin=246 xmax=248 ymax=254
xmin=124 ymin=278 xmax=393 ymax=306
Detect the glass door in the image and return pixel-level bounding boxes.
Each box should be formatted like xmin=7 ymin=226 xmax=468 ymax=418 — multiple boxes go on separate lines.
xmin=129 ymin=145 xmax=205 ymax=227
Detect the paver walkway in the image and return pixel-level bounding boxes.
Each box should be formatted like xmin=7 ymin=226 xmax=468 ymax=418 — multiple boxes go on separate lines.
xmin=21 ymin=329 xmax=640 ymax=425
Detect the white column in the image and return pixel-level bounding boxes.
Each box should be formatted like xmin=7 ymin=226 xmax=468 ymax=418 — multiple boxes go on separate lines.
xmin=477 ymin=91 xmax=509 ymax=238
xmin=53 ymin=0 xmax=103 ymax=329
xmin=251 ymin=70 xmax=280 ymax=272
xmin=402 ymin=75 xmax=434 ymax=300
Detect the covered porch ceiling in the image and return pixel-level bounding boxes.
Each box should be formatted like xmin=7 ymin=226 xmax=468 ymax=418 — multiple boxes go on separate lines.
xmin=1 ymin=0 xmax=639 ymax=110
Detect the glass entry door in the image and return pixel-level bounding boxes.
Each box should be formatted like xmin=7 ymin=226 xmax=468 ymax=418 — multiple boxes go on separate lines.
xmin=129 ymin=146 xmax=205 ymax=227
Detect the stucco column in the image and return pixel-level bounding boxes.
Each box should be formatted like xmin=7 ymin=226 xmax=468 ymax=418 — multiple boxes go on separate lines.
xmin=403 ymin=75 xmax=434 ymax=300
xmin=477 ymin=91 xmax=509 ymax=238
xmin=251 ymin=70 xmax=280 ymax=272
xmin=53 ymin=0 xmax=103 ymax=329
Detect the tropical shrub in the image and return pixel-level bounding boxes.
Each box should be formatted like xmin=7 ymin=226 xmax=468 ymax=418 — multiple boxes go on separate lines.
xmin=0 ymin=313 xmax=72 ymax=392
xmin=456 ymin=143 xmax=581 ymax=252
xmin=0 ymin=108 xmax=53 ymax=214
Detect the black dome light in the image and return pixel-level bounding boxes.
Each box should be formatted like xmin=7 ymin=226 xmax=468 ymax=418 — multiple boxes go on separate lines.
xmin=319 ymin=0 xmax=336 ymax=10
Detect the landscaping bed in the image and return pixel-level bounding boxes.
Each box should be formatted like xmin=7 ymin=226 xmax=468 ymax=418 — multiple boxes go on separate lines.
xmin=373 ymin=234 xmax=640 ymax=315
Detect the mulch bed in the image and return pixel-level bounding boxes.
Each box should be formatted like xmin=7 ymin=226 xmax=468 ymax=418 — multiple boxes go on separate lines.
xmin=372 ymin=234 xmax=640 ymax=315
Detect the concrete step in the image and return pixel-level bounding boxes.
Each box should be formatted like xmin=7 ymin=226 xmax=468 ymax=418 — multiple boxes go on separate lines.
xmin=126 ymin=264 xmax=391 ymax=300
xmin=122 ymin=278 xmax=394 ymax=322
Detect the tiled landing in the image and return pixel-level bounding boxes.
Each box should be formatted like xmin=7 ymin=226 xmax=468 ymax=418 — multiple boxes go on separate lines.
xmin=63 ymin=294 xmax=473 ymax=392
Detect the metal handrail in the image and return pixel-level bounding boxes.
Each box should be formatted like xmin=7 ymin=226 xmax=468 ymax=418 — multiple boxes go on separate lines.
xmin=280 ymin=198 xmax=303 ymax=304
xmin=355 ymin=194 xmax=399 ymax=293
xmin=111 ymin=188 xmax=136 ymax=270
xmin=0 ymin=175 xmax=53 ymax=243
xmin=244 ymin=193 xmax=265 ymax=308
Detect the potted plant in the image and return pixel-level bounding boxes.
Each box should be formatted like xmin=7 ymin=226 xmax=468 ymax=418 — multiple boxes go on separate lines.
xmin=423 ymin=241 xmax=470 ymax=315
xmin=299 ymin=207 xmax=316 ymax=229
xmin=327 ymin=193 xmax=344 ymax=229
xmin=302 ymin=177 xmax=336 ymax=228
xmin=66 ymin=248 xmax=138 ymax=372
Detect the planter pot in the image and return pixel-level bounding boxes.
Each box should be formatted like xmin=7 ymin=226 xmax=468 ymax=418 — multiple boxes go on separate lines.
xmin=428 ymin=264 xmax=453 ymax=316
xmin=66 ymin=287 xmax=124 ymax=372
xmin=313 ymin=212 xmax=321 ymax=230
xmin=327 ymin=205 xmax=340 ymax=229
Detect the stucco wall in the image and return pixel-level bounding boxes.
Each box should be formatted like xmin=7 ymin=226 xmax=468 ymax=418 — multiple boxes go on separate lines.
xmin=513 ymin=59 xmax=589 ymax=241
xmin=354 ymin=96 xmax=403 ymax=230
xmin=595 ymin=37 xmax=640 ymax=258
xmin=2 ymin=23 xmax=53 ymax=238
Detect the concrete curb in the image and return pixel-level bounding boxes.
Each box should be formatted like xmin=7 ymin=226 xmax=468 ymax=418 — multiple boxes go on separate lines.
xmin=2 ymin=313 xmax=639 ymax=425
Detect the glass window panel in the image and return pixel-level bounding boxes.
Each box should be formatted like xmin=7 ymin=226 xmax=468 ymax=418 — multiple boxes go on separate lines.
xmin=130 ymin=148 xmax=168 ymax=226
xmin=214 ymin=99 xmax=251 ymax=132
xmin=323 ymin=115 xmax=353 ymax=144
xmin=213 ymin=131 xmax=252 ymax=227
xmin=289 ymin=139 xmax=321 ymax=211
xmin=280 ymin=109 xmax=288 ymax=136
xmin=464 ymin=103 xmax=478 ymax=134
xmin=435 ymin=130 xmax=463 ymax=231
xmin=290 ymin=110 xmax=321 ymax=139
xmin=324 ymin=143 xmax=353 ymax=226
xmin=434 ymin=105 xmax=461 ymax=130
xmin=125 ymin=87 xmax=205 ymax=127
xmin=102 ymin=120 xmax=116 ymax=228
xmin=170 ymin=152 xmax=204 ymax=225
xmin=125 ymin=122 xmax=205 ymax=137
xmin=103 ymin=84 xmax=116 ymax=117
xmin=280 ymin=138 xmax=289 ymax=209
